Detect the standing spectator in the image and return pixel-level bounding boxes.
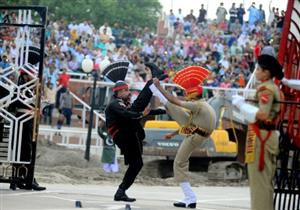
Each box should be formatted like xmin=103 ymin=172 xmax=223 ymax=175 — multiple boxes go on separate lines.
xmin=268 ymin=6 xmax=276 ymax=27
xmin=55 ymin=68 xmax=69 ymax=115
xmin=237 ymin=4 xmax=245 ymax=25
xmin=229 ymin=3 xmax=238 ymax=25
xmin=258 ymin=4 xmax=266 ymax=24
xmin=98 ymin=120 xmax=119 ymax=173
xmin=176 ymin=8 xmax=184 ymax=23
xmin=248 ymin=2 xmax=259 ymax=27
xmin=168 ymin=9 xmax=176 ymax=27
xmin=58 ymin=68 xmax=70 ymax=88
xmin=58 ymin=88 xmax=73 ymax=127
xmin=185 ymin=9 xmax=196 ymax=23
xmin=216 ymin=2 xmax=227 ymax=24
xmin=43 ymin=82 xmax=58 ymax=126
xmin=197 ymin=4 xmax=207 ymax=24
xmin=276 ymin=10 xmax=285 ymax=33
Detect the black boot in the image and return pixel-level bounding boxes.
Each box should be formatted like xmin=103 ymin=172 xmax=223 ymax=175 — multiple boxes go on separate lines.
xmin=173 ymin=201 xmax=196 ymax=209
xmin=114 ymin=188 xmax=136 ymax=202
xmin=9 ymin=183 xmax=16 ymax=190
xmin=31 ymin=178 xmax=46 ymax=191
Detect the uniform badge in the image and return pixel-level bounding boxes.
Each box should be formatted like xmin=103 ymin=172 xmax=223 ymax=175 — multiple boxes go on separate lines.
xmin=118 ymin=102 xmax=126 ymax=108
xmin=260 ymin=93 xmax=270 ymax=104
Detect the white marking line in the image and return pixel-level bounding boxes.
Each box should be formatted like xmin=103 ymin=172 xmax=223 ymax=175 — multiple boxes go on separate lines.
xmin=2 ymin=190 xmax=57 ymax=197
xmin=197 ymin=208 xmax=218 ymax=210
xmin=199 ymin=197 xmax=249 ymax=203
xmin=103 ymin=205 xmax=128 ymax=210
xmin=39 ymin=195 xmax=76 ymax=202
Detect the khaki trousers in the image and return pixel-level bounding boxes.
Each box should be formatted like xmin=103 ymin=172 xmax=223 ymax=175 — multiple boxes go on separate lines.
xmin=165 ymin=102 xmax=207 ymax=182
xmin=247 ymin=130 xmax=279 ymax=210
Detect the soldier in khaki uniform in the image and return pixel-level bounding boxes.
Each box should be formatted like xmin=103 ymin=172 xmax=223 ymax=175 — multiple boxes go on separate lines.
xmin=233 ymin=54 xmax=284 ymax=210
xmin=150 ymin=68 xmax=216 ymax=209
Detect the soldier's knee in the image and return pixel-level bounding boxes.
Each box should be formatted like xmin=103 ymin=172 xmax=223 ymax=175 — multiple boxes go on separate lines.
xmin=174 ymin=159 xmax=185 ymax=170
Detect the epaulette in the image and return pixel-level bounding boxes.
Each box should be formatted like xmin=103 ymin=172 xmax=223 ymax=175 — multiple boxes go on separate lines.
xmin=118 ymin=101 xmax=126 ymax=108
xmin=257 ymin=86 xmax=268 ymax=92
xmin=257 ymin=85 xmax=274 ymax=94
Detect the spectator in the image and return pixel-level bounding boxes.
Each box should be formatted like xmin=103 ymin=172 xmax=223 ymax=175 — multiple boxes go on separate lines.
xmin=168 ymin=9 xmax=176 ymax=26
xmin=99 ymin=22 xmax=112 ymax=37
xmin=185 ymin=9 xmax=196 ymax=23
xmin=229 ymin=3 xmax=238 ymax=24
xmin=248 ymin=2 xmax=259 ymax=27
xmin=216 ymin=2 xmax=227 ymax=24
xmin=197 ymin=4 xmax=207 ymax=24
xmin=237 ymin=4 xmax=245 ymax=25
xmin=258 ymin=4 xmax=266 ymax=24
xmin=268 ymin=6 xmax=276 ymax=27
xmin=43 ymin=82 xmax=58 ymax=126
xmin=176 ymin=8 xmax=184 ymax=23
xmin=58 ymin=88 xmax=73 ymax=127
xmin=0 ymin=54 xmax=10 ymax=69
xmin=98 ymin=120 xmax=119 ymax=173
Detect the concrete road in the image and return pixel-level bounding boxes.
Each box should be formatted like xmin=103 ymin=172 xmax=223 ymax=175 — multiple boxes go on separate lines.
xmin=0 ymin=183 xmax=250 ymax=210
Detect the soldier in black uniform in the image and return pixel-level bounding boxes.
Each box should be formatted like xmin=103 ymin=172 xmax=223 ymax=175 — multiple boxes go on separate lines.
xmin=8 ymin=69 xmax=46 ymax=191
xmin=105 ymin=78 xmax=165 ymax=202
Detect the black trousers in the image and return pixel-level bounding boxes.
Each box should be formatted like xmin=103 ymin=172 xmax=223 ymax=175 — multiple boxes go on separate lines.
xmin=114 ymin=131 xmax=143 ymax=191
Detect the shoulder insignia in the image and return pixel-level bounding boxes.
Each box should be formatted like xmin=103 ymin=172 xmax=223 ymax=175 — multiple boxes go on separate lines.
xmin=260 ymin=93 xmax=271 ymax=104
xmin=118 ymin=102 xmax=126 ymax=108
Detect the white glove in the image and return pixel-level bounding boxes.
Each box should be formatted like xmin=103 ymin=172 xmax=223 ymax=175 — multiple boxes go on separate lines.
xmin=281 ymin=77 xmax=289 ymax=86
xmin=149 ymin=84 xmax=168 ymax=105
xmin=239 ymin=103 xmax=259 ymax=123
xmin=232 ymin=95 xmax=258 ymax=123
xmin=232 ymin=95 xmax=245 ymax=107
xmin=282 ymin=77 xmax=300 ymax=90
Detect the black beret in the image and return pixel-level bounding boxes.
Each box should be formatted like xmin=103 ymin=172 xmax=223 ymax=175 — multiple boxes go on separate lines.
xmin=258 ymin=54 xmax=284 ymax=80
xmin=113 ymin=80 xmax=128 ymax=91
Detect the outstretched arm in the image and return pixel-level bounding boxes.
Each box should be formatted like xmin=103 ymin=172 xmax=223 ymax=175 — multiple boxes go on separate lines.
xmin=282 ymin=78 xmax=300 ymax=91
xmin=152 ymin=78 xmax=183 ymax=106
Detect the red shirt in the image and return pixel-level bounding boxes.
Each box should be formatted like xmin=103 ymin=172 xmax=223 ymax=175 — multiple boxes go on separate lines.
xmin=254 ymin=44 xmax=261 ymax=60
xmin=58 ymin=73 xmax=70 ymax=88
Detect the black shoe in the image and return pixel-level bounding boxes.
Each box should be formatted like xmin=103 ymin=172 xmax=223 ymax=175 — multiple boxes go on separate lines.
xmin=32 ymin=179 xmax=46 ymax=191
xmin=31 ymin=182 xmax=46 ymax=191
xmin=114 ymin=188 xmax=136 ymax=202
xmin=173 ymin=201 xmax=196 ymax=208
xmin=9 ymin=183 xmax=16 ymax=190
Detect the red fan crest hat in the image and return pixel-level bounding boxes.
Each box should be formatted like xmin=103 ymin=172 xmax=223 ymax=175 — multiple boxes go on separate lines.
xmin=173 ymin=66 xmax=210 ymax=96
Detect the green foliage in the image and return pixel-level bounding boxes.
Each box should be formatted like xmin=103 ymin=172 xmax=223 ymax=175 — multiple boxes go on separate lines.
xmin=3 ymin=0 xmax=162 ymax=28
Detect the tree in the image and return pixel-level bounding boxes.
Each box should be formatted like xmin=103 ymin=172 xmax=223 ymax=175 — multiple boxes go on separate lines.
xmin=3 ymin=0 xmax=162 ymax=29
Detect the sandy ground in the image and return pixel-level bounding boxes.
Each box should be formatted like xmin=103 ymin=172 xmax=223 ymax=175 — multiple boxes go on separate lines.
xmin=34 ymin=140 xmax=248 ymax=187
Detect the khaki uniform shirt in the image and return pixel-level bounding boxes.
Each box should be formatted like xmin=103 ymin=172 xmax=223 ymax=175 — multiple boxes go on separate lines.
xmin=180 ymin=99 xmax=217 ymax=133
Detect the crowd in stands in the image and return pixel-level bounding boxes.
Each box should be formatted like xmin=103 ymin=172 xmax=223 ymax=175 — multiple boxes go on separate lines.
xmin=0 ymin=2 xmax=286 ymax=127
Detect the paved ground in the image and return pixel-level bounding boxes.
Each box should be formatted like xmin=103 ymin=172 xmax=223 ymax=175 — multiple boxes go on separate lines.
xmin=0 ymin=183 xmax=250 ymax=210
